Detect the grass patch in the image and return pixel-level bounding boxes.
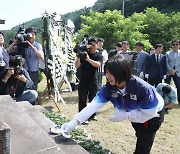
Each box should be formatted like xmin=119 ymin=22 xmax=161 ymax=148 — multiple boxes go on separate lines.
xmin=44 ymin=112 xmax=112 ymax=154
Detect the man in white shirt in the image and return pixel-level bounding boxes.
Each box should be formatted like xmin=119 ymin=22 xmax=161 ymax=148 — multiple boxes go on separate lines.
xmin=97 ymin=38 xmax=108 ymax=90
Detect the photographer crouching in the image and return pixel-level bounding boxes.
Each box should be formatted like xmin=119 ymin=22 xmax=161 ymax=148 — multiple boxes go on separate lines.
xmin=0 ymin=55 xmax=38 ymax=104
xmin=74 ymin=36 xmax=103 ymax=122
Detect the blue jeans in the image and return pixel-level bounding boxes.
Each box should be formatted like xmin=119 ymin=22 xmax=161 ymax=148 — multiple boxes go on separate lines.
xmin=16 ymin=90 xmax=38 ymax=104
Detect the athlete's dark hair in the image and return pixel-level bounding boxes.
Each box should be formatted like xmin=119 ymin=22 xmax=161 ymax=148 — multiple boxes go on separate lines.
xmin=162 ymin=85 xmax=171 ymax=94
xmin=104 ymin=55 xmax=132 ymax=83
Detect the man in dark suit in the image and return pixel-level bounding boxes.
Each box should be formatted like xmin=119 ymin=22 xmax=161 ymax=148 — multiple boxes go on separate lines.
xmin=145 ymin=44 xmax=167 ymax=87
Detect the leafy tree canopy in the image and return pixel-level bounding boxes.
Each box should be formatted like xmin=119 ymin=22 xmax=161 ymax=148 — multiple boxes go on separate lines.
xmin=75 ymin=8 xmax=180 ymax=52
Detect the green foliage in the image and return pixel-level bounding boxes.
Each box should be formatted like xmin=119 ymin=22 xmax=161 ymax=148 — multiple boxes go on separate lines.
xmin=76 ymin=10 xmax=124 ymax=50
xmin=61 ymin=0 xmax=180 ymax=33
xmin=142 ymin=8 xmax=170 ymax=51
xmin=142 ymin=8 xmax=180 ymax=51
xmin=44 ymin=112 xmax=112 ymax=154
xmin=75 ymin=7 xmax=179 ymax=52
xmin=75 ymin=10 xmax=152 ymax=51
xmin=167 ymin=12 xmax=180 ymax=44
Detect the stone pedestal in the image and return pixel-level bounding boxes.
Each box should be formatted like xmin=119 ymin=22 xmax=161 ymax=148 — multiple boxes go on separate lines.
xmin=0 ymin=121 xmax=10 ymax=154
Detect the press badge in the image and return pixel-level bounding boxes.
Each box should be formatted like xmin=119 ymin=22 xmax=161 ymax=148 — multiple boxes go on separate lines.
xmin=130 ymin=94 xmax=137 ymax=100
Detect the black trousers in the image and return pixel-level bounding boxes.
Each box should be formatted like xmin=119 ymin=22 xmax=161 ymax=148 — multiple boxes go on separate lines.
xmin=97 ymin=72 xmax=103 ymax=91
xmin=78 ymin=81 xmax=98 ymax=119
xmin=131 ymin=108 xmax=165 ymax=154
xmin=148 ymin=76 xmax=162 ymax=87
xmin=165 ymin=74 xmax=180 ymax=104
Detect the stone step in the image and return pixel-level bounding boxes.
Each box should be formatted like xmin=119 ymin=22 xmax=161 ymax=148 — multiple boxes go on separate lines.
xmin=17 ymin=101 xmax=89 ymax=154
xmin=0 ymin=95 xmax=64 ymax=154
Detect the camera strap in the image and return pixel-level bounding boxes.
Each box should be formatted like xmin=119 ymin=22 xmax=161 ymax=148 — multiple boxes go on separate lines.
xmin=13 ymin=80 xmax=20 ymax=99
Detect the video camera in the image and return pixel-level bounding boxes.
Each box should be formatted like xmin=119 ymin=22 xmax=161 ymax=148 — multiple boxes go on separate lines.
xmin=15 ymin=26 xmax=32 ymax=47
xmin=128 ymin=51 xmax=138 ymax=57
xmin=14 ymin=26 xmax=32 ymax=57
xmin=9 ymin=55 xmax=23 ymax=75
xmin=119 ymin=51 xmax=138 ymax=59
xmin=73 ymin=34 xmax=91 ymax=59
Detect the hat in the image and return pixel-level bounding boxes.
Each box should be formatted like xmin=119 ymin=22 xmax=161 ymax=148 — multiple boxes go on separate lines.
xmin=0 ymin=52 xmax=5 ymax=67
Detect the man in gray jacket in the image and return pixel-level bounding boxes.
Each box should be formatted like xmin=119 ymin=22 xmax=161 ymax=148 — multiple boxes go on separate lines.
xmin=135 ymin=42 xmax=149 ymax=79
xmin=165 ymin=40 xmax=180 ymax=104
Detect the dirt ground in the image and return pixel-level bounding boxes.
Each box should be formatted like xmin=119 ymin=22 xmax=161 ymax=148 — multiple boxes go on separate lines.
xmin=39 ymin=87 xmax=180 ymax=154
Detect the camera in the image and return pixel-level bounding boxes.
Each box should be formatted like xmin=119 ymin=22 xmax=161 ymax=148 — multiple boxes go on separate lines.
xmin=128 ymin=51 xmax=138 ymax=58
xmin=73 ymin=34 xmax=90 ymax=59
xmin=119 ymin=51 xmax=138 ymax=60
xmin=14 ymin=65 xmax=23 ymax=75
xmin=9 ymin=55 xmax=23 ymax=75
xmin=15 ymin=26 xmax=31 ymax=47
xmin=14 ymin=26 xmax=32 ymax=57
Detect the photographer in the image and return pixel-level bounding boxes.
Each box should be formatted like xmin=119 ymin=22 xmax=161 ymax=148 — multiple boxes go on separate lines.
xmin=9 ymin=27 xmax=44 ymax=91
xmin=75 ymin=36 xmax=103 ymax=121
xmin=0 ymin=55 xmax=38 ymax=104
